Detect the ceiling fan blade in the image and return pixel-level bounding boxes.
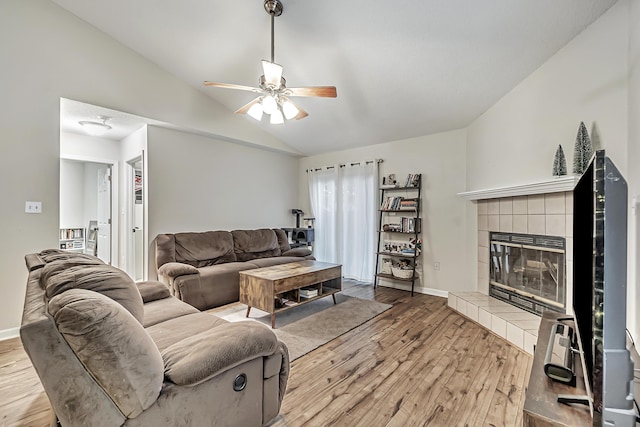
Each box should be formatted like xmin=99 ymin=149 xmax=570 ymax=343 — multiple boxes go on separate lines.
xmin=261 ymin=60 xmax=283 ymax=87
xmin=294 ymin=108 xmax=309 ymax=120
xmin=234 ymin=98 xmax=261 ymax=115
xmin=287 ymin=86 xmax=337 ymax=98
xmin=203 ymin=81 xmax=262 ymax=93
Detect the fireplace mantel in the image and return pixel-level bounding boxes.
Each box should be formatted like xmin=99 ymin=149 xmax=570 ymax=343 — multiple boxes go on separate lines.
xmin=457 ymin=176 xmax=579 ymax=201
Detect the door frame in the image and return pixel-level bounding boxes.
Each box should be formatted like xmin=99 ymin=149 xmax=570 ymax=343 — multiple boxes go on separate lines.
xmin=60 ymin=153 xmax=119 ymax=267
xmin=125 ymin=153 xmax=146 ymax=280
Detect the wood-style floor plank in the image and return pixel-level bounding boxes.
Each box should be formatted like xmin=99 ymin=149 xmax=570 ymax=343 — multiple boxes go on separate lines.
xmin=0 ymin=282 xmax=532 ymax=427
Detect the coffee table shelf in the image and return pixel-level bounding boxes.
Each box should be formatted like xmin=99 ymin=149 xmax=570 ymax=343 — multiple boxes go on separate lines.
xmin=239 ymin=261 xmax=342 ymax=328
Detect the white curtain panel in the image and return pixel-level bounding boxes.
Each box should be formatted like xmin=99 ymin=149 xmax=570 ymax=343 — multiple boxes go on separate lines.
xmin=338 ymin=163 xmax=377 ymax=281
xmin=308 ymin=167 xmax=339 ymax=263
xmin=308 ymin=162 xmax=377 ymax=282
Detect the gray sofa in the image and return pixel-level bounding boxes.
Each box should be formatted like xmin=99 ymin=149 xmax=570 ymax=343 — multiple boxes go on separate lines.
xmin=20 ymin=249 xmax=289 ymax=427
xmin=155 ymin=228 xmax=314 ymax=310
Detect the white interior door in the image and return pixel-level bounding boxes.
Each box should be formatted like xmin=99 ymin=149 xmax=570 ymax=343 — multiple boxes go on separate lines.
xmin=97 ymin=165 xmax=112 ymax=263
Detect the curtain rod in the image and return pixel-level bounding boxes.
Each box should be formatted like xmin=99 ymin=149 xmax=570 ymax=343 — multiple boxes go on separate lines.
xmin=306 ymin=159 xmax=383 ymax=173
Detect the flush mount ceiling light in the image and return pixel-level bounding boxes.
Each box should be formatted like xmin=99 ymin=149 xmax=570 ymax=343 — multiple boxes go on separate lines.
xmin=79 ymin=115 xmax=112 ymax=136
xmin=204 ymin=0 xmax=337 ymax=124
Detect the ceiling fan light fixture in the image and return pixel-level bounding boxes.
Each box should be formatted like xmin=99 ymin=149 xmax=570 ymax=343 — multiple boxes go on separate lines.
xmin=78 ymin=115 xmax=112 ymax=136
xmin=247 ymin=102 xmax=264 ymax=121
xmin=270 ymin=108 xmax=284 ymax=124
xmin=262 ymin=95 xmax=278 ymax=114
xmin=262 ymin=60 xmax=283 ymax=88
xmin=203 ymin=0 xmax=336 ymax=124
xmin=282 ymin=99 xmax=299 ymax=120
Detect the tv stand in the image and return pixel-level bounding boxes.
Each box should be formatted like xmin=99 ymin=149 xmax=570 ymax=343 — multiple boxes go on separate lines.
xmin=523 ymin=312 xmax=592 ymax=426
xmin=556 ymin=394 xmax=590 ymax=406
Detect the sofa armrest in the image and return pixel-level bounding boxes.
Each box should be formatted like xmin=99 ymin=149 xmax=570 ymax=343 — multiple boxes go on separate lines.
xmin=282 ymin=247 xmax=312 ymax=257
xmin=158 ymin=262 xmax=199 ymax=280
xmin=162 ymin=321 xmax=279 ymax=387
xmin=136 ymin=281 xmax=171 ymax=303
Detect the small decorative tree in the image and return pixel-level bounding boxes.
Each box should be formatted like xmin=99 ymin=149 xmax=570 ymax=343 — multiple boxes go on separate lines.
xmin=552 ymin=144 xmax=567 ymax=177
xmin=572 ymin=121 xmax=593 ymax=175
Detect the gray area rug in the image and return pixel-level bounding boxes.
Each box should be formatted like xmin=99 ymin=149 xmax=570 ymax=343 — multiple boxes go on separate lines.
xmin=211 ymin=294 xmax=391 ymax=360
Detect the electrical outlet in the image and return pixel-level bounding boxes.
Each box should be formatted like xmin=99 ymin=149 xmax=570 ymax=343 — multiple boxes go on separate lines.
xmin=434 ymin=262 xmax=440 ymax=271
xmin=25 ymin=201 xmax=42 ymax=214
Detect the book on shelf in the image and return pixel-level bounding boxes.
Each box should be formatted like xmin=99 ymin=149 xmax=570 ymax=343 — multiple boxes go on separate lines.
xmin=381 ymin=196 xmax=420 ymax=211
xmin=405 ymin=173 xmax=421 ymax=187
xmin=398 ymin=198 xmax=418 ymax=210
xmin=299 ymin=288 xmax=319 ymax=298
xmin=383 ymin=217 xmax=421 ymax=233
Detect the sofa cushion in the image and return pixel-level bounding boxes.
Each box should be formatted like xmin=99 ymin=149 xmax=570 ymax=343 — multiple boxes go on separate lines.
xmin=48 ymin=289 xmax=164 ymax=418
xmin=137 ymin=281 xmax=171 ymax=303
xmin=42 ymin=261 xmax=144 ymax=324
xmin=38 ymin=249 xmax=105 ymax=265
xmin=146 ymin=312 xmax=229 ymax=352
xmin=232 ymin=229 xmax=281 ymax=262
xmin=142 ymin=297 xmax=200 ymax=328
xmin=273 ymin=228 xmax=291 ymax=253
xmin=162 ymin=321 xmax=278 ymax=386
xmin=154 ymin=233 xmax=176 ymax=268
xmin=174 ymin=231 xmax=237 ymax=267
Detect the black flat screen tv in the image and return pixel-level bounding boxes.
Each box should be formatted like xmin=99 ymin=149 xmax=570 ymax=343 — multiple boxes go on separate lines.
xmin=572 ymin=149 xmax=635 ymax=426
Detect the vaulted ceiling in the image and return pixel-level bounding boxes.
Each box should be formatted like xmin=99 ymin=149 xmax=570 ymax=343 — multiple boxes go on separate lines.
xmin=53 ymin=0 xmax=618 ymax=155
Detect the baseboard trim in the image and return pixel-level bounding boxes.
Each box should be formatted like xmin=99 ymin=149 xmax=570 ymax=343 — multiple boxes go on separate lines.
xmin=378 ymin=282 xmax=448 ymax=298
xmin=0 ymin=327 xmax=19 ymax=341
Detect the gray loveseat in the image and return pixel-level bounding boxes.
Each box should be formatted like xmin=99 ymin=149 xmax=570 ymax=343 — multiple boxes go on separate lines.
xmin=155 ymin=228 xmax=314 ymax=310
xmin=20 ymin=249 xmax=289 ymax=426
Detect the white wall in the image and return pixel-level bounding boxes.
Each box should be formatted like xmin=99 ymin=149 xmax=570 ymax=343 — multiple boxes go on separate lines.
xmin=60 ymin=132 xmax=121 ymax=162
xmin=465 ymin=1 xmax=638 ymax=342
xmin=466 ymin=1 xmax=629 ymax=191
xmin=298 ymin=129 xmax=473 ymax=295
xmin=59 ymin=159 xmax=84 ymax=228
xmin=147 ymin=126 xmax=299 ymax=275
xmin=0 ymin=0 xmax=294 ymax=334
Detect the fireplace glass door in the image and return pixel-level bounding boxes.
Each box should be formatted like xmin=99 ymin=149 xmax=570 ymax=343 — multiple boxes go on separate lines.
xmin=489 ymin=233 xmax=565 ymax=314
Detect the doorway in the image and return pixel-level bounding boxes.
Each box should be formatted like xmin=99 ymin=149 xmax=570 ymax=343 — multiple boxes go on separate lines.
xmin=59 ymin=158 xmax=116 ymax=264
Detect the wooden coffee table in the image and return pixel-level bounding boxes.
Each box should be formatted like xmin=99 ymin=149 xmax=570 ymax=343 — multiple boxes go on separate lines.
xmin=239 ymin=260 xmax=342 ymax=328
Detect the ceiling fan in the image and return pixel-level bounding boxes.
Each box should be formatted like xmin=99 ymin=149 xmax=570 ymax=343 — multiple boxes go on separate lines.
xmin=204 ymin=0 xmax=337 ymax=124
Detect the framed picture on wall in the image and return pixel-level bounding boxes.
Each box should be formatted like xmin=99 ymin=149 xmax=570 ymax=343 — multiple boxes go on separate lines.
xmin=135 ymin=169 xmax=142 ymax=204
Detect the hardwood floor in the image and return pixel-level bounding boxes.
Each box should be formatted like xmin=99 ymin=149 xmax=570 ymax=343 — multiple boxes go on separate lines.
xmin=0 ymin=283 xmax=531 ymax=426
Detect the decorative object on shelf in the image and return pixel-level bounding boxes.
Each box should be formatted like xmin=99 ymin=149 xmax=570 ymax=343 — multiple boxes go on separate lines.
xmin=552 ymin=144 xmax=567 ymax=177
xmin=410 ymin=237 xmax=422 ymax=255
xmin=381 ymin=174 xmax=397 ymax=188
xmin=391 ymin=258 xmax=414 ymax=278
xmin=572 ymin=121 xmax=593 ymax=175
xmin=381 ymin=258 xmax=393 ymax=274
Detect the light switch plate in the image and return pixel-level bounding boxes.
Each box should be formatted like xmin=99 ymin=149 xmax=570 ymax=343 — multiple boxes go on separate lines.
xmin=25 ymin=201 xmax=42 ymax=213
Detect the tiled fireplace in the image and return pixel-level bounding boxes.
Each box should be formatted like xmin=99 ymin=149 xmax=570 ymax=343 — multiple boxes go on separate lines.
xmin=450 ymin=181 xmax=576 ymax=355
xmin=477 ymin=192 xmax=574 ymax=307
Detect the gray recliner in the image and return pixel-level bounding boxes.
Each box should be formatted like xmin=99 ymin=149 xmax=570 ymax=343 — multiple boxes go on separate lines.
xmin=20 ymin=249 xmax=289 ymax=426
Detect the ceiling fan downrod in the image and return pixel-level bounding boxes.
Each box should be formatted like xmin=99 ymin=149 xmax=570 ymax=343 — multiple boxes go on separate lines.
xmin=264 ymin=0 xmax=283 ymax=63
